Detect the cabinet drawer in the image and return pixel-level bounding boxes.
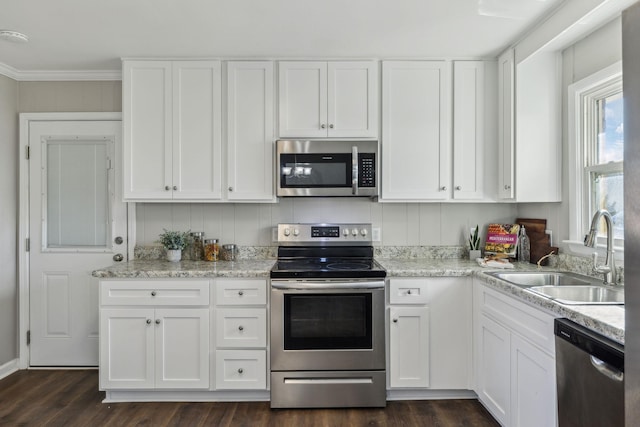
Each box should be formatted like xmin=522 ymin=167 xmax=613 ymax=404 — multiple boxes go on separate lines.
xmin=215 ymin=350 xmax=266 ymax=390
xmin=478 ymin=285 xmax=555 ymax=355
xmin=215 ymin=279 xmax=267 ymax=306
xmin=389 ymin=278 xmax=429 ymax=304
xmin=101 ymin=280 xmax=210 ymax=306
xmin=215 ymin=308 xmax=267 ymax=348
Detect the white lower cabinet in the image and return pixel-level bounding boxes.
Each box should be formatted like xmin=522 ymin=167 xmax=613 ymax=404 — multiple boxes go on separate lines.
xmin=100 ymin=307 xmax=210 ymax=390
xmin=213 ymin=279 xmax=268 ymax=391
xmin=474 ymin=282 xmax=557 ymax=426
xmin=388 ymin=277 xmax=472 ymax=391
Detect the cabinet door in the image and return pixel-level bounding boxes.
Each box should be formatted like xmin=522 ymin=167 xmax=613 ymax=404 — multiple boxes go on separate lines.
xmin=227 ymin=61 xmax=275 ymax=201
xmin=389 ymin=306 xmax=430 ymax=388
xmin=381 ymin=61 xmax=451 ymax=201
xmin=453 ymin=61 xmax=485 ymax=200
xmin=497 ymin=49 xmax=515 ymax=200
xmin=278 ymin=61 xmax=327 ymax=137
xmin=155 ymin=308 xmax=210 ymax=389
xmin=123 ymin=61 xmax=173 ymax=200
xmin=477 ymin=314 xmax=510 ymax=425
xmin=510 ymin=334 xmax=557 ymax=427
xmin=172 ymin=61 xmax=222 ymax=200
xmin=327 ymin=61 xmax=378 ymax=138
xmin=99 ymin=308 xmax=155 ymax=389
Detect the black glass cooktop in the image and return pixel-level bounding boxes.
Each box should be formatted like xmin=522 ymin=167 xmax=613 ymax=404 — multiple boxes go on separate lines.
xmin=270 ymin=246 xmax=387 ymax=279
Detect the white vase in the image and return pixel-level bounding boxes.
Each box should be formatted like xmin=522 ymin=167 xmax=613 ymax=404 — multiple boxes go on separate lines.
xmin=469 ymin=249 xmax=482 ymax=260
xmin=166 ymin=249 xmax=182 ymax=262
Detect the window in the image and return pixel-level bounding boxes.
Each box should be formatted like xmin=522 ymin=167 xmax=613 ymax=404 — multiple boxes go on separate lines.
xmin=569 ymin=62 xmax=624 ymax=250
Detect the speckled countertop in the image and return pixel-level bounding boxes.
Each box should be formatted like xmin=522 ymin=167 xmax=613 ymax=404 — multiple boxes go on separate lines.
xmin=93 ymin=257 xmax=624 ymax=344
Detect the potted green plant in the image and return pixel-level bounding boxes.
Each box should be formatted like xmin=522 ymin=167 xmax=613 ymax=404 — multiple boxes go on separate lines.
xmin=469 ymin=225 xmax=481 ymax=260
xmin=158 ymin=229 xmax=190 ymax=262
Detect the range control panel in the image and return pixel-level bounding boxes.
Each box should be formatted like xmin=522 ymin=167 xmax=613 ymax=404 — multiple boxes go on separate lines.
xmin=277 ymin=223 xmax=373 ymax=245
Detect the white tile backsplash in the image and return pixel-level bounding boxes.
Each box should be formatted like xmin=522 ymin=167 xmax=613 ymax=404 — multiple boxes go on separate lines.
xmin=135 ymin=199 xmax=516 ymax=247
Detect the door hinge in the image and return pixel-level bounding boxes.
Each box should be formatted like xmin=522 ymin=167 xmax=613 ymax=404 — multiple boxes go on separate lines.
xmin=26 ymin=146 xmax=30 ymax=160
xmin=26 ymin=238 xmax=30 ymax=252
xmin=27 ymin=330 xmax=31 ymax=345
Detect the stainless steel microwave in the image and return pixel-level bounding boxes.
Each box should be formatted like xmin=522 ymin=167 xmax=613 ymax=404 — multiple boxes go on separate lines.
xmin=276 ymin=140 xmax=378 ymax=197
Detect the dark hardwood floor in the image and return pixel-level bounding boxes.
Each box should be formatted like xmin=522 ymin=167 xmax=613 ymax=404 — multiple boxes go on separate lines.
xmin=0 ymin=370 xmax=499 ymax=426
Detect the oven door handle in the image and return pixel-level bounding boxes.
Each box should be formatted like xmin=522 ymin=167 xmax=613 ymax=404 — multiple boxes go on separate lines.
xmin=352 ymin=145 xmax=358 ymax=195
xmin=271 ymin=281 xmax=384 ymax=290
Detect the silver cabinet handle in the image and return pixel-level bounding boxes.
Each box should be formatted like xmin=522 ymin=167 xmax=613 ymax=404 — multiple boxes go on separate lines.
xmin=113 ymin=253 xmax=124 ymax=262
xmin=165 ymin=186 xmax=170 ymax=191
xmin=456 ymin=186 xmax=462 ymax=190
xmin=321 ymin=124 xmax=326 ymax=129
xmin=238 ymin=368 xmax=244 ymax=374
xmin=114 ymin=236 xmax=124 ymax=245
xmin=440 ymin=186 xmax=447 ymax=191
xmin=146 ymin=319 xmax=152 ymax=325
xmin=392 ymin=318 xmax=398 ymax=323
xmin=155 ymin=319 xmax=161 ymax=325
xmin=151 ymin=291 xmax=156 ymax=296
xmin=238 ymin=325 xmax=244 ymax=331
xmin=173 ymin=186 xmax=177 ymax=191
xmin=228 ymin=187 xmax=233 ymax=192
xmin=238 ymin=291 xmax=244 ymax=296
xmin=407 ymin=290 xmax=412 ymax=295
xmin=504 ymin=184 xmax=511 ymax=190
xmin=329 ymin=124 xmax=334 ymax=129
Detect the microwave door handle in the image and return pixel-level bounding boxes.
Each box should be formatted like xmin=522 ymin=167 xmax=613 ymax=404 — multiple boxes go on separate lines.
xmin=352 ymin=145 xmax=358 ymax=195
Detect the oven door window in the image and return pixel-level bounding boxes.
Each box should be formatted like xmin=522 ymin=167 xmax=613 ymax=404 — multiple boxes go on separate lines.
xmin=280 ymin=153 xmax=351 ymax=188
xmin=284 ymin=293 xmax=372 ymax=350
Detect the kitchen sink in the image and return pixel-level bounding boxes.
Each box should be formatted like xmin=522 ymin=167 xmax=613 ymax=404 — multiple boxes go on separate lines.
xmin=528 ymin=285 xmax=624 ymax=305
xmin=485 ymin=271 xmax=624 ymax=305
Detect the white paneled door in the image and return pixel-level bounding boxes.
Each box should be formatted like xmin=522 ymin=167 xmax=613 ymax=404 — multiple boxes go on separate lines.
xmin=29 ymin=120 xmax=127 ymax=366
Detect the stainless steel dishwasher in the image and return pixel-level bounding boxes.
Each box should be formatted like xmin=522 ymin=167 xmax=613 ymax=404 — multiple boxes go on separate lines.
xmin=555 ymin=318 xmax=624 ymax=426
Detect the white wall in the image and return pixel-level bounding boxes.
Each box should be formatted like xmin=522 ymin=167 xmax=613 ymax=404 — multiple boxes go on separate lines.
xmin=517 ymin=17 xmax=622 ymax=246
xmin=0 ymin=74 xmax=18 ymax=365
xmin=135 ymin=200 xmax=516 ymax=247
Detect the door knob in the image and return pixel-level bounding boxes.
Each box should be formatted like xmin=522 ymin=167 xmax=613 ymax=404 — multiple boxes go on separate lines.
xmin=113 ymin=253 xmax=124 ymax=262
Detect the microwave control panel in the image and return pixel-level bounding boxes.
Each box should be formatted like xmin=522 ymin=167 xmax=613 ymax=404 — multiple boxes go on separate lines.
xmin=358 ymin=153 xmax=376 ymax=188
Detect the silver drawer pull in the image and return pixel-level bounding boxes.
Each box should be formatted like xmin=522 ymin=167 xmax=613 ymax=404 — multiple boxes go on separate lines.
xmin=146 ymin=319 xmax=152 ymax=325
xmin=151 ymin=291 xmax=157 ymax=297
xmin=238 ymin=325 xmax=244 ymax=331
xmin=393 ymin=318 xmax=398 ymax=323
xmin=238 ymin=368 xmax=244 ymax=374
xmin=155 ymin=319 xmax=161 ymax=325
xmin=238 ymin=291 xmax=244 ymax=296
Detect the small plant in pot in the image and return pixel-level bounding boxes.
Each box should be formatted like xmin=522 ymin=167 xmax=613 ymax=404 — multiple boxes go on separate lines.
xmin=158 ymin=229 xmax=190 ymax=262
xmin=469 ymin=225 xmax=482 ymax=260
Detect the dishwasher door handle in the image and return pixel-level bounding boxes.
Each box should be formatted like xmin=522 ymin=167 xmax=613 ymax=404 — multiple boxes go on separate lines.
xmin=590 ymin=355 xmax=624 ymax=382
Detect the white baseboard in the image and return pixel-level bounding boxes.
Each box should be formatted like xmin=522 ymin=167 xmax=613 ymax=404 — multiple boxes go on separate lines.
xmin=0 ymin=359 xmax=19 ymax=380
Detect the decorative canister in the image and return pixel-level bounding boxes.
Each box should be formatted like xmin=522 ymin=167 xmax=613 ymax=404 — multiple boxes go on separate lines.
xmin=204 ymin=238 xmax=219 ymax=261
xmin=221 ymin=244 xmax=237 ymax=261
xmin=190 ymin=232 xmax=205 ymax=261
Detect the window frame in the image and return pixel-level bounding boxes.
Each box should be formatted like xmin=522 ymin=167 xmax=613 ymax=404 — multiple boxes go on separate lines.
xmin=567 ymin=61 xmax=624 ymax=256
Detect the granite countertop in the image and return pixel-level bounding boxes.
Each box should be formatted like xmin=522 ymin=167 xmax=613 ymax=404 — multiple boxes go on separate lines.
xmin=93 ymin=257 xmax=624 ymax=344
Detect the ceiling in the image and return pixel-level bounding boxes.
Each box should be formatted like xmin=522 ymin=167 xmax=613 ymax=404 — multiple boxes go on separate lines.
xmin=1 ymin=0 xmax=562 ymax=78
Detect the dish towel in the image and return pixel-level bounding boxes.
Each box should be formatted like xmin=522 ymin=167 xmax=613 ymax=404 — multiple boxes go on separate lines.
xmin=476 ymin=258 xmax=515 ymax=269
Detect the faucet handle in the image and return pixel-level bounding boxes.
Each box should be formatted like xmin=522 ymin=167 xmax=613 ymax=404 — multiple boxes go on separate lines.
xmin=592 ymin=252 xmax=598 ymax=267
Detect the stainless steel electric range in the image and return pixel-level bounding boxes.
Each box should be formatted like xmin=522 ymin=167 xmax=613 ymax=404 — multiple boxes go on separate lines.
xmin=270 ymin=223 xmax=387 ymax=409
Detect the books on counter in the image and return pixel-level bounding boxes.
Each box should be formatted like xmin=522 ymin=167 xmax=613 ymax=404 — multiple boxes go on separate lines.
xmin=484 ymin=223 xmax=520 ymax=257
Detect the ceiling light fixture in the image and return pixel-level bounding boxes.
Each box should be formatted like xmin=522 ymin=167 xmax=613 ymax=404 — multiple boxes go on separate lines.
xmin=0 ymin=30 xmax=29 ymax=43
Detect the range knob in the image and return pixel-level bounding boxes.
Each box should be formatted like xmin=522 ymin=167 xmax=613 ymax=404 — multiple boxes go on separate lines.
xmin=343 ymin=228 xmax=350 ymax=236
xmin=293 ymin=228 xmax=300 ymax=236
xmin=352 ymin=228 xmax=359 ymax=237
xmin=283 ymin=228 xmax=291 ymax=236
xmin=361 ymin=229 xmax=368 ymax=237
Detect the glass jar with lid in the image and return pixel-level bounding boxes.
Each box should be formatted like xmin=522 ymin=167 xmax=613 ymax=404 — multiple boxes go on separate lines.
xmin=190 ymin=232 xmax=205 ymax=261
xmin=204 ymin=238 xmax=219 ymax=261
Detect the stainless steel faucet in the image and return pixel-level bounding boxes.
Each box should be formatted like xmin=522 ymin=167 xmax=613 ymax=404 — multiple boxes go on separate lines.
xmin=584 ymin=209 xmax=617 ymax=285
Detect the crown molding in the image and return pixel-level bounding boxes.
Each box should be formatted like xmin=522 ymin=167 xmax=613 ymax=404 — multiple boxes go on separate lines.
xmin=0 ymin=62 xmax=121 ymax=81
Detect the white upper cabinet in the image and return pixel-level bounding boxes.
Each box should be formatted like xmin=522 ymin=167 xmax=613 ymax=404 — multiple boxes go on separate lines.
xmin=123 ymin=60 xmax=222 ymax=201
xmin=278 ymin=61 xmax=378 ymax=138
xmin=226 ymin=61 xmax=275 ymax=201
xmin=453 ymin=61 xmax=497 ymax=200
xmin=381 ymin=61 xmax=452 ymax=201
xmin=497 ymin=49 xmax=562 ymax=202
